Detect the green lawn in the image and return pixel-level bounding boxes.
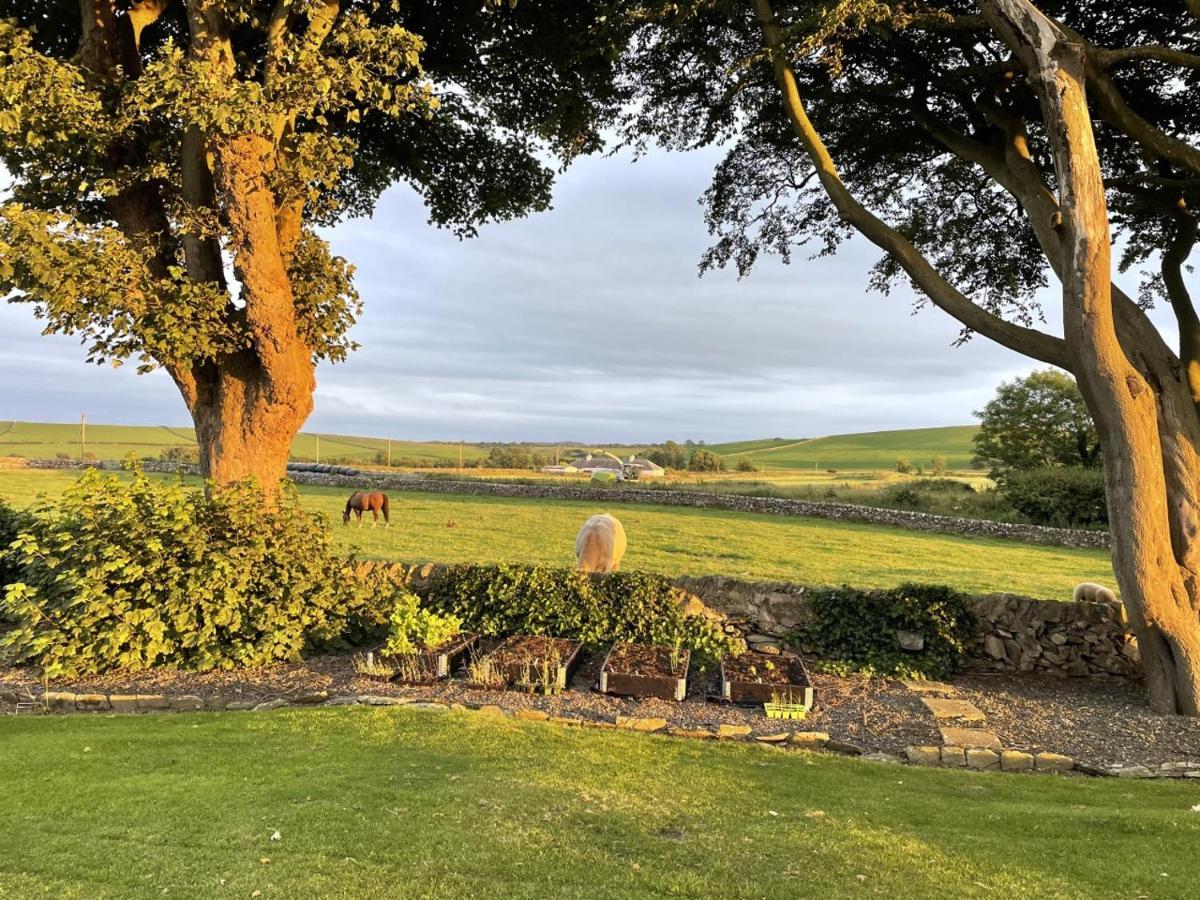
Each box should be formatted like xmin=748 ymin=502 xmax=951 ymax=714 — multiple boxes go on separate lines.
xmin=712 ymin=426 xmax=980 ymax=471
xmin=0 ymin=707 xmax=1195 ymax=899
xmin=0 ymin=469 xmax=1113 ymax=598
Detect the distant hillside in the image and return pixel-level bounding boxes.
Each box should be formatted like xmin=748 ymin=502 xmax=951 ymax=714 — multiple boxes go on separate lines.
xmin=0 ymin=420 xmax=979 ymax=470
xmin=709 ymin=425 xmax=979 ymax=471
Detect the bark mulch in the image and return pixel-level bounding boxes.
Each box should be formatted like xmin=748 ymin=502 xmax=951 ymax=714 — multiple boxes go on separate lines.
xmin=2 ymin=653 xmax=1198 ymax=769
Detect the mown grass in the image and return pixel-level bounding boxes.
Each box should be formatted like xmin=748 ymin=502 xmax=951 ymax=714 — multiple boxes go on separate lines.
xmin=0 ymin=469 xmax=1113 ymax=598
xmin=712 ymin=425 xmax=980 ymax=471
xmin=0 ymin=707 xmax=1196 ymax=899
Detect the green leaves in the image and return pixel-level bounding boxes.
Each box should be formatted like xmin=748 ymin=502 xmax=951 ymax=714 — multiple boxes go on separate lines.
xmin=420 ymin=563 xmax=737 ymax=668
xmin=383 ymin=590 xmax=462 ymax=656
xmin=803 ymin=583 xmax=976 ymax=680
xmin=0 ymin=466 xmax=381 ymax=677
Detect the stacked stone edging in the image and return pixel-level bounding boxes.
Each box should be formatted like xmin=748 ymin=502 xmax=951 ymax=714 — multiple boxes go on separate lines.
xmin=671 ymin=573 xmax=1137 ymax=679
xmin=5 ymin=457 xmax=1109 ymax=549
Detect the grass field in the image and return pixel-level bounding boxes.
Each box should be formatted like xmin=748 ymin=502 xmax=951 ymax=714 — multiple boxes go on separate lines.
xmin=710 ymin=426 xmax=980 ymax=471
xmin=0 ymin=469 xmax=1112 ymax=598
xmin=0 ymin=420 xmax=980 ymax=472
xmin=1 ymin=707 xmax=1196 ymax=899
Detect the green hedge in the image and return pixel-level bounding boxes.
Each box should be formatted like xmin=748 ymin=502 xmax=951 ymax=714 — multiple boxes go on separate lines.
xmin=1001 ymin=466 xmax=1108 ymax=528
xmin=0 ymin=468 xmax=390 ymax=677
xmin=802 ymin=583 xmax=976 ymax=679
xmin=418 ymin=563 xmax=739 ymax=667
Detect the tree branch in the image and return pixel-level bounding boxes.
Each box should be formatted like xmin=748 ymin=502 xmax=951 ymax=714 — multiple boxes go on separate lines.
xmin=751 ymin=0 xmax=1071 ymax=369
xmin=1165 ymin=203 xmax=1200 ymax=404
xmin=1094 ymin=45 xmax=1200 ymax=70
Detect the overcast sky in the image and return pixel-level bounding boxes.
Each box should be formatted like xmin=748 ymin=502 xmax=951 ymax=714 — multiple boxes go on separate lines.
xmin=0 ymin=146 xmax=1155 ymax=444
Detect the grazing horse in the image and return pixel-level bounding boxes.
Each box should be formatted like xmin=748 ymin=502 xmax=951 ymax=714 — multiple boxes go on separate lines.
xmin=344 ymin=491 xmax=390 ymax=527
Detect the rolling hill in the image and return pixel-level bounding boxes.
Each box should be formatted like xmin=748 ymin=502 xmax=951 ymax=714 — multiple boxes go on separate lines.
xmin=0 ymin=421 xmax=980 ymax=471
xmin=708 ymin=425 xmax=979 ymax=471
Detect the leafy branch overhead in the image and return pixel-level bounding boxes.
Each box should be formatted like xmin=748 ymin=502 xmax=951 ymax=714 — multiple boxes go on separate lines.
xmin=0 ymin=3 xmax=425 ymax=369
xmin=0 ymin=0 xmax=626 ymax=373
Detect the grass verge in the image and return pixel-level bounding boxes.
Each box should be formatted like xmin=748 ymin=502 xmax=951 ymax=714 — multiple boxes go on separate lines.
xmin=0 ymin=707 xmax=1196 ymax=899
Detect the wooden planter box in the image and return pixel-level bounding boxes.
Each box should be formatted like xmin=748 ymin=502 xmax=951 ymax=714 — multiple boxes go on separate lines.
xmin=378 ymin=633 xmax=480 ymax=684
xmin=472 ymin=635 xmax=583 ymax=694
xmin=352 ymin=650 xmax=401 ymax=683
xmin=598 ymin=642 xmax=689 ymax=701
xmin=720 ymin=651 xmax=814 ymax=709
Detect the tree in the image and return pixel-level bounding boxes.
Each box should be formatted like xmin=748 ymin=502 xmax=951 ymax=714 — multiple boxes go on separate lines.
xmin=644 ymin=439 xmax=688 ymax=469
xmin=0 ymin=1 xmax=624 ymax=488
xmin=623 ymin=1 xmax=1200 ymax=714
xmin=688 ymin=448 xmax=724 ymax=472
xmin=973 ymin=370 xmax=1100 ymax=477
xmin=930 ymin=454 xmax=947 ymax=476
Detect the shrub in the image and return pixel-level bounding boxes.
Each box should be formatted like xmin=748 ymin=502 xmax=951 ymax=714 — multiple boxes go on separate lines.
xmin=419 ymin=563 xmax=738 ymax=666
xmin=688 ymin=448 xmax=725 ymax=472
xmin=0 ymin=499 xmax=28 ymax=627
xmin=383 ymin=590 xmax=462 ymax=656
xmin=802 ymin=583 xmax=976 ymax=679
xmin=159 ymin=446 xmax=200 ymax=464
xmin=1001 ymin=466 xmax=1108 ymax=528
xmin=0 ymin=467 xmax=381 ymax=677
xmin=895 ymin=457 xmax=912 ymax=474
xmin=735 ymin=458 xmax=757 ymax=472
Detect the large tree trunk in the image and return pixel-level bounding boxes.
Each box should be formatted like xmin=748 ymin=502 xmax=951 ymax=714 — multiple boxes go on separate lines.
xmin=984 ymin=0 xmax=1200 ymax=715
xmin=186 ymin=351 xmax=314 ymax=487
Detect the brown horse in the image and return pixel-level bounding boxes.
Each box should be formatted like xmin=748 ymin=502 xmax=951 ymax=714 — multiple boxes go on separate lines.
xmin=344 ymin=491 xmax=390 ymax=527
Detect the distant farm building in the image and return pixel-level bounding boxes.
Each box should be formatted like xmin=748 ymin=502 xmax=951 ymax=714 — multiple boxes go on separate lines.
xmin=542 ymin=453 xmax=665 ymax=479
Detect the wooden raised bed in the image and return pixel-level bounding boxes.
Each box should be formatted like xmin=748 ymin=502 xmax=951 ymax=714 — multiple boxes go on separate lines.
xmin=469 ymin=635 xmax=583 ymax=694
xmin=377 ymin=633 xmax=480 ymax=684
xmin=720 ymin=651 xmax=814 ymax=709
xmin=598 ymin=642 xmax=689 ymax=701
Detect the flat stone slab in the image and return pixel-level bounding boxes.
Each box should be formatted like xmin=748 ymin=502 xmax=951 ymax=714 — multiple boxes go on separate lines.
xmin=902 ymin=680 xmax=958 ymax=696
xmin=921 ymin=697 xmax=986 ymax=722
xmin=939 ymin=726 xmax=1001 ymax=749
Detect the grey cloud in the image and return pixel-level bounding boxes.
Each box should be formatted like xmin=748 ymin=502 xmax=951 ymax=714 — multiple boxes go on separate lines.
xmin=1 ymin=146 xmax=1165 ymax=442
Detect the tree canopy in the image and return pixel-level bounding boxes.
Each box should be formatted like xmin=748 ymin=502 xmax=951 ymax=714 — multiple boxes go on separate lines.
xmin=973 ymin=369 xmax=1100 ymax=477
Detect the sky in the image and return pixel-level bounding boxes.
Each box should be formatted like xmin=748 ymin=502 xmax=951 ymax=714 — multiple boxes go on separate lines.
xmin=0 ymin=146 xmax=1151 ymax=444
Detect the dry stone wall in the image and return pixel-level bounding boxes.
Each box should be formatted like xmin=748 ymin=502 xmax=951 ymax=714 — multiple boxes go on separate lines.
xmin=673 ymin=574 xmax=1138 ymax=679
xmin=6 ymin=458 xmax=1109 ymax=549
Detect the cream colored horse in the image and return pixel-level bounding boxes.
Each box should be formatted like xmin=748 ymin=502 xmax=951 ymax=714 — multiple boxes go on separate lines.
xmin=575 ymin=514 xmax=627 ymax=573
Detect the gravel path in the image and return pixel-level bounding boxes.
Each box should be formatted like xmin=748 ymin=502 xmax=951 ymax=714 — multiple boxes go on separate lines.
xmin=3 ymin=655 xmax=1197 ymax=769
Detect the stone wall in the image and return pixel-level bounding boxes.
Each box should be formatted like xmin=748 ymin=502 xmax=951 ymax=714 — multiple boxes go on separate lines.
xmin=285 ymin=469 xmax=1110 ymax=550
xmin=673 ymin=574 xmax=1138 ymax=679
xmin=7 ymin=457 xmax=1110 ymax=549
xmin=380 ymin=562 xmax=1138 ymax=680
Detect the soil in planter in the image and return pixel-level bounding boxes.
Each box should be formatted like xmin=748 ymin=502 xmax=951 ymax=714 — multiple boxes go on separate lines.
xmin=721 ymin=651 xmax=814 ymax=707
xmin=600 ymin=642 xmax=689 ymax=701
xmin=468 ymin=636 xmax=582 ymax=694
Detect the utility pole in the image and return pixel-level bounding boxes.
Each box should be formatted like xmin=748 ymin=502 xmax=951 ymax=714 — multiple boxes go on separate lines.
xmin=458 ymin=441 xmax=463 ymax=471
xmin=316 ymin=435 xmax=320 ymax=464
xmin=387 ymin=437 xmax=392 ymax=467
xmin=80 ymin=413 xmax=86 ymax=460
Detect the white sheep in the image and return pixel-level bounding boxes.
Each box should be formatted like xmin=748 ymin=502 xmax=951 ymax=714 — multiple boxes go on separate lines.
xmin=1073 ymin=581 xmax=1118 ymax=604
xmin=575 ymin=514 xmax=627 ymax=574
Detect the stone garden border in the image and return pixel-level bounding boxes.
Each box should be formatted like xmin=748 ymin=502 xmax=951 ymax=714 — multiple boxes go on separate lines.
xmin=5 ymin=685 xmax=1198 ymax=780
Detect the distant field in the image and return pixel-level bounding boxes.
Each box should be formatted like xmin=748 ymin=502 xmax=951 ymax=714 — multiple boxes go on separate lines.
xmin=711 ymin=426 xmax=979 ymax=471
xmin=0 ymin=421 xmax=980 ymax=472
xmin=0 ymin=421 xmax=492 ymax=466
xmin=0 ymin=468 xmax=1111 ymax=598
